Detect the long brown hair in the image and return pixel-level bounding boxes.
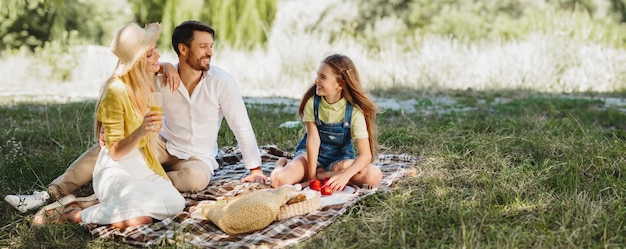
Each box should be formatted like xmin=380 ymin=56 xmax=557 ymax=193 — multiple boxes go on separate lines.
xmin=298 ymin=54 xmax=378 ymax=161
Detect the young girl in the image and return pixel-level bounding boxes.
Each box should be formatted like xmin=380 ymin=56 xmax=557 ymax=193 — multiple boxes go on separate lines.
xmin=271 ymin=54 xmax=383 ymax=191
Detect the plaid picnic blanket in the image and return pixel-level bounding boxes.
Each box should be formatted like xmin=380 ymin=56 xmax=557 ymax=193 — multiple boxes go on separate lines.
xmin=84 ymin=145 xmax=417 ymax=248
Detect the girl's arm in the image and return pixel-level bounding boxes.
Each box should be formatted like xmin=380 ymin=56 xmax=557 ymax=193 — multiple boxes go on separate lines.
xmin=304 ymin=122 xmax=320 ymax=181
xmin=329 ymin=137 xmax=373 ymax=191
xmin=346 ymin=138 xmax=373 ymax=174
xmin=108 ymin=111 xmax=161 ymax=160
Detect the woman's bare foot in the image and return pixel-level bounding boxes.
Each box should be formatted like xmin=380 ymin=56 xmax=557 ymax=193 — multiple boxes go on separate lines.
xmin=62 ymin=203 xmax=82 ymax=223
xmin=32 ymin=202 xmax=81 ymax=225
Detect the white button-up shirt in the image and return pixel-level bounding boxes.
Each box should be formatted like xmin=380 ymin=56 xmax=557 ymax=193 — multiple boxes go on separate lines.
xmin=155 ymin=65 xmax=261 ymax=174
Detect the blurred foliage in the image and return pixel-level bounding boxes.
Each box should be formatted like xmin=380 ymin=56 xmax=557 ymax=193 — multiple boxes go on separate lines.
xmin=0 ymin=0 xmax=276 ymax=82
xmin=0 ymin=0 xmax=111 ymax=52
xmin=1 ymin=0 xmax=277 ymax=53
xmin=0 ymin=0 xmax=128 ymax=81
xmin=351 ymin=0 xmax=626 ymax=48
xmin=5 ymin=0 xmax=624 ymax=53
xmin=202 ymin=0 xmax=277 ymax=50
xmin=153 ymin=0 xmax=278 ymax=51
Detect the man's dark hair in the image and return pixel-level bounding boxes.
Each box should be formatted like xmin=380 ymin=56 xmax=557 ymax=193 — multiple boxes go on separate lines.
xmin=171 ymin=20 xmax=215 ymax=56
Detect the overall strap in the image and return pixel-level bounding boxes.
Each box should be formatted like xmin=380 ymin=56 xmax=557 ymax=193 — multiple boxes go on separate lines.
xmin=343 ymin=102 xmax=353 ymax=128
xmin=313 ymin=95 xmax=321 ymax=125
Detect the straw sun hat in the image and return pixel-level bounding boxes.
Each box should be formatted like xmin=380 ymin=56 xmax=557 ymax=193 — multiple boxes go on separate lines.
xmin=110 ymin=22 xmax=161 ymax=76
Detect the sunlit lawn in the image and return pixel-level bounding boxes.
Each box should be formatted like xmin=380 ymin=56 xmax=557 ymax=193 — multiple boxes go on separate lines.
xmin=1 ymin=90 xmax=625 ymax=248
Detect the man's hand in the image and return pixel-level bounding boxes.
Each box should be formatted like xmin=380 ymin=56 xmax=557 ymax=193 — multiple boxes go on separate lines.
xmin=241 ymin=166 xmax=269 ymax=184
xmin=98 ymin=125 xmax=106 ymax=147
xmin=160 ymin=62 xmax=181 ymax=92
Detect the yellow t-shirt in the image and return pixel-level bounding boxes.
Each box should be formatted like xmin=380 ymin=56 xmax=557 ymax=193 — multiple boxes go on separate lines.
xmin=301 ymin=96 xmax=368 ymax=139
xmin=96 ymin=79 xmax=168 ymax=180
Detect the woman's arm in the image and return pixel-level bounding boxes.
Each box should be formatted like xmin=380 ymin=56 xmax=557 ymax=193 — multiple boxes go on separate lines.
xmin=108 ymin=110 xmax=161 ymax=160
xmin=304 ymin=122 xmax=320 ymax=181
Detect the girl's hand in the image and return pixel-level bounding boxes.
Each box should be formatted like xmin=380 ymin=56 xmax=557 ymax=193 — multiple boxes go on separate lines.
xmin=326 ymin=172 xmax=351 ymax=192
xmin=142 ymin=110 xmax=162 ymax=135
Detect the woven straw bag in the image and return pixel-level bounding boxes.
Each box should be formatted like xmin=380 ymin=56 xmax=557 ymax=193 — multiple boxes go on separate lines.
xmin=276 ymin=189 xmax=321 ymax=220
xmin=202 ymin=185 xmax=297 ymax=235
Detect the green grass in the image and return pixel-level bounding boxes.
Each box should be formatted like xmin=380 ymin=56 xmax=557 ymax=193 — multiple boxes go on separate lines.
xmin=1 ymin=92 xmax=626 ymax=248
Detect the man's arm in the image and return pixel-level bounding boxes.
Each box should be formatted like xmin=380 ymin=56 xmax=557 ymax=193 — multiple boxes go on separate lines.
xmin=217 ymin=71 xmax=267 ymax=184
xmin=242 ymin=166 xmax=268 ymax=184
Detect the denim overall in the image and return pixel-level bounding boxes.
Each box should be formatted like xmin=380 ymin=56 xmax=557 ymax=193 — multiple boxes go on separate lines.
xmin=295 ymin=95 xmax=355 ymax=171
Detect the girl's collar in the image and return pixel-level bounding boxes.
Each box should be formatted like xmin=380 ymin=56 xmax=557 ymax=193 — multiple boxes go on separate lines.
xmin=320 ymin=96 xmax=346 ymax=110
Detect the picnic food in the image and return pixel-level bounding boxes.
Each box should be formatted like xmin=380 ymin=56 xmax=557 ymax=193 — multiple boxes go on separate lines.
xmin=322 ymin=177 xmax=330 ymax=185
xmin=320 ymin=185 xmax=333 ymax=196
xmin=309 ymin=179 xmax=322 ymax=191
xmin=286 ymin=193 xmax=307 ymax=205
xmin=277 ymin=189 xmax=322 ymax=220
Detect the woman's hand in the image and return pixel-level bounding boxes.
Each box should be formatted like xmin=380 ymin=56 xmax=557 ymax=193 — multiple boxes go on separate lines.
xmin=142 ymin=110 xmax=162 ymax=135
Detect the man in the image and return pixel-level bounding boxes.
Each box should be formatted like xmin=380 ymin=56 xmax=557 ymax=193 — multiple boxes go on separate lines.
xmin=5 ymin=20 xmax=268 ymax=213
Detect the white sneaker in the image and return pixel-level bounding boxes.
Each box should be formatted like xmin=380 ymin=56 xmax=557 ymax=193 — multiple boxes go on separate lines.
xmin=4 ymin=191 xmax=50 ymax=213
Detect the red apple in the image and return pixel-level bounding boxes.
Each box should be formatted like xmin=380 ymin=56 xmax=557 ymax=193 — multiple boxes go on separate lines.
xmin=320 ymin=185 xmax=333 ymax=196
xmin=322 ymin=177 xmax=330 ymax=185
xmin=309 ymin=179 xmax=322 ymax=191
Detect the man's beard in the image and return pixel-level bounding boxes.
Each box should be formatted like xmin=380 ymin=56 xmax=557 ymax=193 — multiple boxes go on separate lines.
xmin=186 ymin=50 xmax=210 ymax=71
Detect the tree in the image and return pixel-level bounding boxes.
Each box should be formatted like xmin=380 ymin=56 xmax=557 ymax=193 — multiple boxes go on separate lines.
xmin=0 ymin=0 xmax=115 ymax=51
xmin=129 ymin=0 xmax=277 ymax=51
xmin=0 ymin=0 xmax=277 ymax=52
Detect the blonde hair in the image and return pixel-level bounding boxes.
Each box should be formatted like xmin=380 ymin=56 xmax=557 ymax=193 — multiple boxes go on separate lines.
xmin=95 ymin=54 xmax=158 ymax=152
xmin=298 ymin=54 xmax=379 ymax=161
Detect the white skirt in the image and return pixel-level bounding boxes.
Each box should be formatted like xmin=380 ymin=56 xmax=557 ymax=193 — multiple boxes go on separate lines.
xmin=81 ymin=147 xmax=185 ymax=224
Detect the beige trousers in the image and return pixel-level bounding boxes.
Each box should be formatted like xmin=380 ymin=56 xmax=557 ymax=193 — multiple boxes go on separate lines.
xmin=47 ymin=137 xmax=212 ymax=199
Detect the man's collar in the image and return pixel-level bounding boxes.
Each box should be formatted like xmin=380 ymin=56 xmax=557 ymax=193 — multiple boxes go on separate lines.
xmin=174 ymin=63 xmax=209 ymax=79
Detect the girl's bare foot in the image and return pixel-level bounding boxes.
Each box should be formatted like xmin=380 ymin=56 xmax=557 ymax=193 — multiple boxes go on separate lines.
xmin=275 ymin=157 xmax=288 ymax=168
xmin=270 ymin=157 xmax=289 ymax=188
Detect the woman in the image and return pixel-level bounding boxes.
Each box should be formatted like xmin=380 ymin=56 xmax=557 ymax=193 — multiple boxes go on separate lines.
xmin=44 ymin=22 xmax=185 ymax=228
